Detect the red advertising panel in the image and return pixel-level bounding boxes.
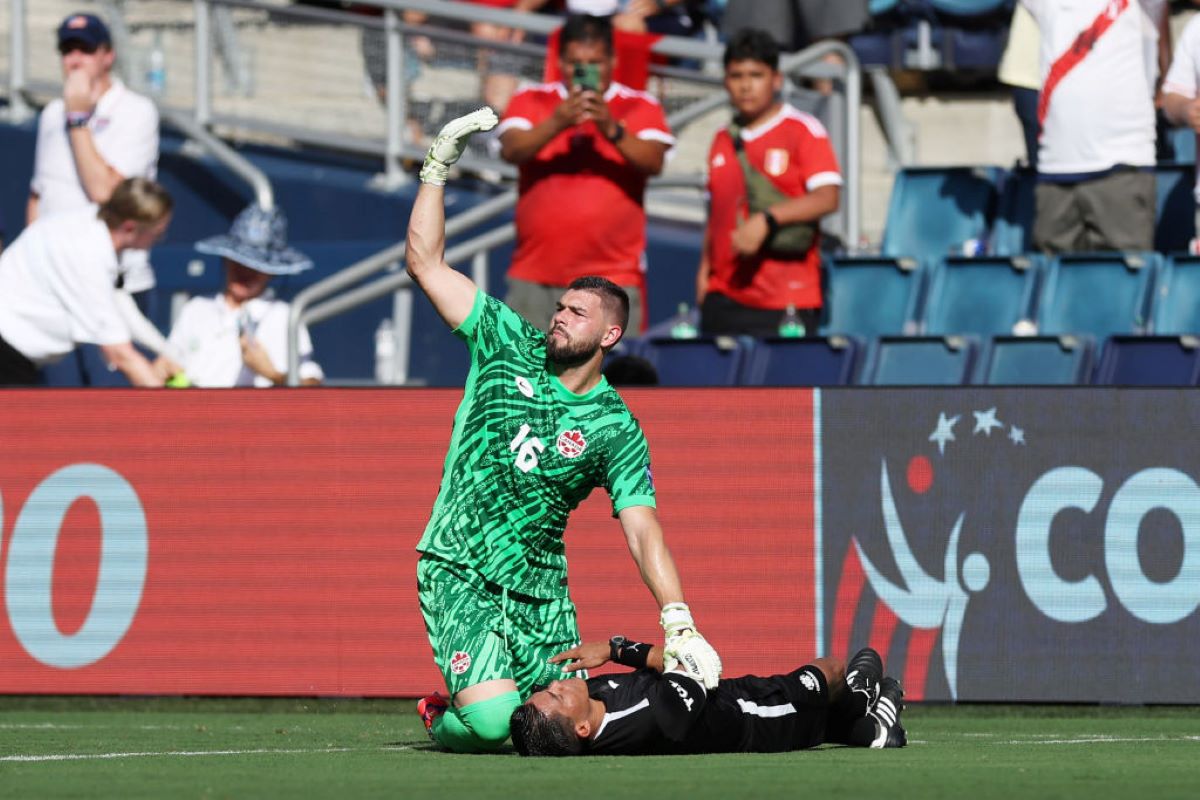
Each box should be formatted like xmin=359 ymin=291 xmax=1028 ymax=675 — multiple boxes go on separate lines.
xmin=0 ymin=389 xmax=816 ymax=696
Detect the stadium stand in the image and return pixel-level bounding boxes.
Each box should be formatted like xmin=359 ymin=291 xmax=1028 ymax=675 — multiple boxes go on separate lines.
xmin=852 ymin=0 xmax=1014 ymax=71
xmin=1153 ymin=254 xmax=1200 ymax=334
xmin=639 ymin=337 xmax=748 ymax=387
xmin=921 ymin=254 xmax=1039 ymax=336
xmin=861 ymin=335 xmax=977 ymax=385
xmin=975 ymin=335 xmax=1093 ymax=385
xmin=988 ymin=167 xmax=1036 ymax=256
xmin=1035 ymin=253 xmax=1158 ymax=339
xmin=820 ymin=256 xmax=925 ymax=337
xmin=1155 ymin=162 xmax=1196 ymax=253
xmin=740 ymin=336 xmax=860 ymax=386
xmin=1094 ymin=335 xmax=1200 ymax=386
xmin=880 ymin=166 xmax=999 ymax=258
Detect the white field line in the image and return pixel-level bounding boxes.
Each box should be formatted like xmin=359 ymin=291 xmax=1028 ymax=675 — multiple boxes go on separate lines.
xmin=993 ymin=735 xmax=1200 ymax=745
xmin=0 ymin=746 xmax=406 ymax=763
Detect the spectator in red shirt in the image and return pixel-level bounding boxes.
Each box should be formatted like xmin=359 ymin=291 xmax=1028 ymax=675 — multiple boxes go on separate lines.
xmin=496 ymin=13 xmax=674 ymax=333
xmin=697 ymin=28 xmax=841 ymax=337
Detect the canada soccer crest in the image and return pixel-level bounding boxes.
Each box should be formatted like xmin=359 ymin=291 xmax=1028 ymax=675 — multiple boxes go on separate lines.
xmin=764 ymin=148 xmax=789 ymax=176
xmin=556 ymin=430 xmax=587 ymax=458
xmin=450 ymin=651 xmax=472 ymax=675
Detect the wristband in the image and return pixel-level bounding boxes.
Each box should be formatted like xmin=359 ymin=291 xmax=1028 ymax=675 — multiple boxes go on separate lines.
xmin=65 ymin=111 xmax=92 ymax=129
xmin=762 ymin=209 xmax=781 ymax=240
xmin=609 ymin=636 xmax=651 ymax=669
xmin=606 ymin=122 xmax=626 ymax=144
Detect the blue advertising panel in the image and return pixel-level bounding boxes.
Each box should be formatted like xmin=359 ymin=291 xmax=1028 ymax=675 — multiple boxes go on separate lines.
xmin=819 ymin=389 xmax=1200 ymax=703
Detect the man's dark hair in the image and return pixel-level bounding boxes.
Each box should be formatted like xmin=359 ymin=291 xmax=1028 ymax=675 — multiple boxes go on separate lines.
xmin=561 ymin=13 xmax=613 ymax=55
xmin=568 ymin=276 xmax=630 ymax=341
xmin=510 ymin=704 xmax=584 ymax=757
xmin=724 ymin=28 xmax=781 ymax=71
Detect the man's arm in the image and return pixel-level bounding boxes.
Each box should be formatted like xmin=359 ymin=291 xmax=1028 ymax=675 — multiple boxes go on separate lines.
xmin=617 ymin=505 xmax=685 ymax=607
xmin=550 ymin=639 xmax=667 ymax=674
xmin=63 ymin=71 xmax=125 ymax=203
xmin=695 ymin=223 xmax=712 ymax=304
xmin=585 ymin=94 xmax=669 ymax=175
xmin=99 ymin=341 xmax=165 ymax=387
xmin=1162 ymin=92 xmax=1200 ymax=130
xmin=405 ymin=108 xmax=499 ymax=330
xmin=499 ymin=90 xmax=583 ymax=165
xmin=26 ymin=193 xmax=39 ymax=225
xmin=618 ymin=505 xmax=723 ymax=688
xmin=731 ymin=185 xmax=841 ymax=258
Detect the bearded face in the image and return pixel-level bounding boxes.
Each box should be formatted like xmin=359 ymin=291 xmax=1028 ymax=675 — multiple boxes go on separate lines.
xmin=545 ymin=321 xmax=604 ymax=367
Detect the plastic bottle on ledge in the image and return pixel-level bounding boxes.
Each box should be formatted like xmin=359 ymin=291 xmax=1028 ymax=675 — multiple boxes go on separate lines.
xmin=375 ymin=317 xmax=396 ymax=385
xmin=777 ymin=304 xmax=806 ymax=338
xmin=670 ymin=303 xmax=698 ymax=339
xmin=147 ymin=30 xmax=166 ymax=97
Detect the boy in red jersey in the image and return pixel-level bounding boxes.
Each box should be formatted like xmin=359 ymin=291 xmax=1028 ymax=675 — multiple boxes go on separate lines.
xmin=697 ymin=28 xmax=842 ymax=337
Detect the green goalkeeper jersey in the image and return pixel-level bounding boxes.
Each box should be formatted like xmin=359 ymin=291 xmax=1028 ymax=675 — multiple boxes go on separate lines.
xmin=417 ymin=290 xmax=656 ymax=599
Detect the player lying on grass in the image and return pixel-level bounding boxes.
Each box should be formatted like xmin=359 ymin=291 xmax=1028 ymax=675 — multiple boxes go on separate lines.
xmin=510 ymin=642 xmax=905 ymax=756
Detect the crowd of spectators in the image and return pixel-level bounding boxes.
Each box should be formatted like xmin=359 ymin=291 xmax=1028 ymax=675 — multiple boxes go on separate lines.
xmin=9 ymin=2 xmax=1200 ymax=388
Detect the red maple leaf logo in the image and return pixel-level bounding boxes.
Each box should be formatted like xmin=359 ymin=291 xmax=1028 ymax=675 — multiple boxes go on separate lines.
xmin=557 ymin=430 xmax=587 ymax=458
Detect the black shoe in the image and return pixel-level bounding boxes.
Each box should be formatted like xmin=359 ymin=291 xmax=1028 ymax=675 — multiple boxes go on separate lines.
xmin=870 ymin=676 xmax=906 ymax=748
xmin=845 ymin=646 xmax=883 ymax=710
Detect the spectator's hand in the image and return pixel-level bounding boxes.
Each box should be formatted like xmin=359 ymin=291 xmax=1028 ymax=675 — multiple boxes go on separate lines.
xmin=548 ymin=641 xmax=610 ymax=673
xmin=1187 ymin=98 xmax=1200 ymax=134
xmin=553 ymin=87 xmax=588 ymax=130
xmin=581 ymin=91 xmax=616 ymax=136
xmin=152 ymin=354 xmax=184 ymax=383
xmin=613 ymin=11 xmax=649 ymax=33
xmin=63 ymin=69 xmax=100 ymax=115
xmin=240 ymin=335 xmax=282 ymax=382
xmin=626 ymin=0 xmax=667 ymax=19
xmin=732 ymin=212 xmax=770 ymax=257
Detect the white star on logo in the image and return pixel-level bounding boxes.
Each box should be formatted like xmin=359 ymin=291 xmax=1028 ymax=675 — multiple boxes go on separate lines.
xmin=972 ymin=407 xmax=1004 ymax=437
xmin=1008 ymin=425 xmax=1026 ymax=445
xmin=929 ymin=412 xmax=960 ymax=455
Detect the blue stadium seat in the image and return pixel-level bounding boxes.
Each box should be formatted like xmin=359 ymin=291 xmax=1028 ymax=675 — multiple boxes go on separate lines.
xmin=740 ymin=336 xmax=860 ymax=386
xmin=1094 ymin=336 xmax=1200 ymax=386
xmin=1153 ymin=255 xmax=1200 ymax=333
xmin=861 ymin=336 xmax=977 ymax=385
xmin=928 ymin=0 xmax=1012 ymax=15
xmin=639 ymin=337 xmax=748 ymax=387
xmin=922 ymin=254 xmax=1039 ymax=336
xmin=1163 ymin=126 xmax=1196 ymax=165
xmin=881 ymin=167 xmax=999 ymax=258
xmin=989 ymin=167 xmax=1036 ymax=256
xmin=975 ymin=335 xmax=1093 ymax=385
xmin=821 ymin=256 xmax=925 ymax=337
xmin=1036 ymin=253 xmax=1157 ymax=338
xmin=1155 ymin=164 xmax=1195 ymax=253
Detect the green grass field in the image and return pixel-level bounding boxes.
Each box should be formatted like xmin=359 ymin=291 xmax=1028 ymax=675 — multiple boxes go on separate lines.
xmin=1 ymin=698 xmax=1196 ymax=799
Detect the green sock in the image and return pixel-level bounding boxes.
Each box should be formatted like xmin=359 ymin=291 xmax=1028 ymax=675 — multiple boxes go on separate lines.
xmin=431 ymin=691 xmax=521 ymax=753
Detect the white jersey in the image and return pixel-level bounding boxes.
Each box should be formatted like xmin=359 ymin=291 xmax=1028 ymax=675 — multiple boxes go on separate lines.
xmin=1022 ymin=0 xmax=1165 ymax=174
xmin=31 ymin=78 xmax=160 ymax=291
xmin=168 ymin=293 xmax=324 ymax=388
xmin=1162 ymin=14 xmax=1200 ymax=202
xmin=0 ymin=207 xmax=129 ymax=365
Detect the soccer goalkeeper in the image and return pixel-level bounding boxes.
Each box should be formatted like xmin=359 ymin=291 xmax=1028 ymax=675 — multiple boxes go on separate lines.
xmin=405 ymin=108 xmax=722 ymax=753
xmin=510 ymin=643 xmax=907 ymax=756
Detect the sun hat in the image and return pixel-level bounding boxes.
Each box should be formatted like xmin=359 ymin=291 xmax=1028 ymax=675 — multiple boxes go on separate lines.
xmin=195 ymin=205 xmax=313 ymax=276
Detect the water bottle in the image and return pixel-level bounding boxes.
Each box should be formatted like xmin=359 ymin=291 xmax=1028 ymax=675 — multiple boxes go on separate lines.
xmin=777 ymin=304 xmax=806 ymax=338
xmin=374 ymin=317 xmax=395 ymax=384
xmin=147 ymin=31 xmax=166 ymax=97
xmin=670 ymin=303 xmax=698 ymax=339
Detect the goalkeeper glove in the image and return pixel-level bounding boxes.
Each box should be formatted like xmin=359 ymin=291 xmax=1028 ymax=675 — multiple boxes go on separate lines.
xmin=660 ymin=602 xmax=722 ymax=689
xmin=419 ymin=106 xmax=499 ymax=186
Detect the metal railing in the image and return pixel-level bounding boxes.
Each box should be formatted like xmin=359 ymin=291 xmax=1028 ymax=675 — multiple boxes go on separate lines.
xmin=0 ymin=0 xmax=863 ymax=385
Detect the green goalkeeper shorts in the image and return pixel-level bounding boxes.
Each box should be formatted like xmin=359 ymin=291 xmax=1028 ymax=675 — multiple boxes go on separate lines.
xmin=417 ymin=555 xmax=585 ymax=698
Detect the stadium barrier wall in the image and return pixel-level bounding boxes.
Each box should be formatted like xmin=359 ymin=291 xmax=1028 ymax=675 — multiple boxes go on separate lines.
xmin=0 ymin=389 xmax=1195 ymax=703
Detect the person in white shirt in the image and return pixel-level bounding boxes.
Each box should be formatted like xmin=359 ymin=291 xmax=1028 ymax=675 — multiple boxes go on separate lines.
xmin=168 ymin=205 xmax=324 ymax=388
xmin=1161 ymin=12 xmax=1200 ymax=239
xmin=29 ymin=13 xmax=164 ymax=386
xmin=1021 ymin=0 xmax=1168 ymax=253
xmin=0 ymin=178 xmax=174 ymax=387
